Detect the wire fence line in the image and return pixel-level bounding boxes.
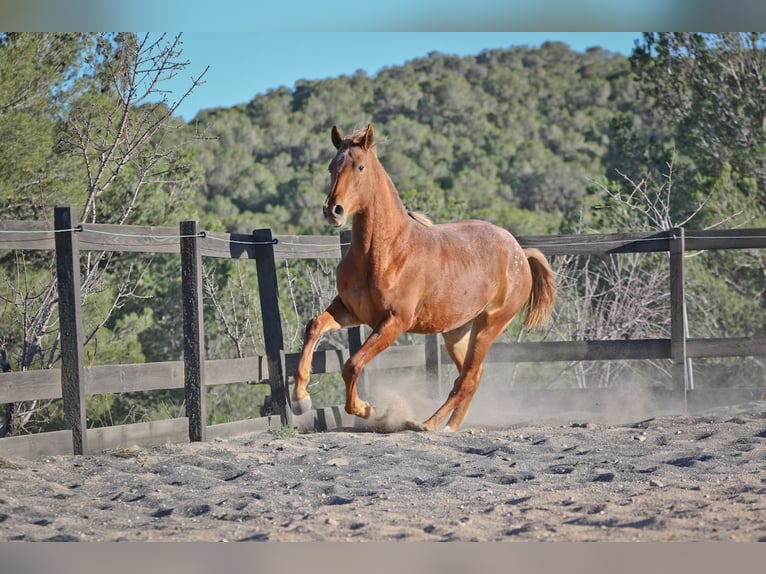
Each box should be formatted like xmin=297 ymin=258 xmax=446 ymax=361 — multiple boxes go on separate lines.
xmin=4 ymin=221 xmax=766 ymax=255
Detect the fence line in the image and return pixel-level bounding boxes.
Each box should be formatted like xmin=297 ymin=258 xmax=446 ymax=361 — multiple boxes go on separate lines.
xmin=1 ymin=213 xmax=766 ymax=457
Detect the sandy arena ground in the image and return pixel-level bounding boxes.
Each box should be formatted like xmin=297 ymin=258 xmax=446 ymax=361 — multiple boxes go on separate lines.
xmin=1 ymin=394 xmax=765 ymax=542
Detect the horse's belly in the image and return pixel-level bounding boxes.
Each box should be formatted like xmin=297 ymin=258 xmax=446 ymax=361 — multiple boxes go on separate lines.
xmin=408 ymin=302 xmax=483 ymax=334
xmin=339 ymin=284 xmax=458 ymax=332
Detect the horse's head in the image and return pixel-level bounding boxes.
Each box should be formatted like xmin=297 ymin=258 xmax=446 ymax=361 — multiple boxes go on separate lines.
xmin=323 ymin=124 xmax=375 ymax=228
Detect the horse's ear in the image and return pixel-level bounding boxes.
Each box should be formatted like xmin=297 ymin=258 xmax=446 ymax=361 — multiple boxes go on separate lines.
xmin=362 ymin=123 xmax=374 ymax=150
xmin=331 ymin=126 xmax=344 ymax=149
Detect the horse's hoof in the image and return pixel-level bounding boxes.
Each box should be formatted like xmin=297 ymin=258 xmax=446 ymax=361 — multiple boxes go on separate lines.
xmin=403 ymin=420 xmax=427 ymax=432
xmin=291 ymin=396 xmax=312 ymax=415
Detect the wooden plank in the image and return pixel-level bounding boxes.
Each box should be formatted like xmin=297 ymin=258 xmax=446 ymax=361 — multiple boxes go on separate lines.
xmin=200 ymin=231 xmax=257 ymax=260
xmin=284 ymin=349 xmax=349 ymax=376
xmin=78 ymin=223 xmax=180 ymax=253
xmin=0 ymin=220 xmax=54 ymax=250
xmin=54 ymin=206 xmax=87 ymax=455
xmin=0 ymin=429 xmax=73 ymax=459
xmin=207 ymin=416 xmax=276 ymax=440
xmin=284 ymin=346 xmax=425 ymax=376
xmin=254 ymin=228 xmax=291 ymax=426
xmin=6 ymin=337 xmax=763 ymax=409
xmin=85 ymin=418 xmax=189 ymax=452
xmin=200 ymin=231 xmax=344 ymax=260
xmin=0 ymin=369 xmax=61 ymax=403
xmin=285 ymin=337 xmax=766 ymax=374
xmin=367 ymin=345 xmax=425 ymax=370
xmin=6 ymin=224 xmax=763 ymax=260
xmin=483 ymin=339 xmax=672 ymax=363
xmin=1 ymin=363 xmax=184 ymax=404
xmin=273 ymin=234 xmax=343 ymax=260
xmin=685 ymin=228 xmax=766 ymax=251
xmin=687 ymin=337 xmax=766 ymax=358
xmin=518 ymin=230 xmax=670 ymax=256
xmin=85 ymin=361 xmax=184 ymax=394
xmin=300 ymin=405 xmax=360 ymax=432
xmin=180 ymin=220 xmax=207 ymax=442
xmin=205 ymin=357 xmax=268 ymax=386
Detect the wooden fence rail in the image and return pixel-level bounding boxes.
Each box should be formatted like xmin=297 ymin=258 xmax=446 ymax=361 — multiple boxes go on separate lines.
xmin=1 ymin=211 xmax=766 ymax=458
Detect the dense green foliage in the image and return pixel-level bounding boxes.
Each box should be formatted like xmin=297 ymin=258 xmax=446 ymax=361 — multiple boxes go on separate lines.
xmin=2 ymin=33 xmax=765 ymax=433
xmin=190 ymin=42 xmax=635 ymax=236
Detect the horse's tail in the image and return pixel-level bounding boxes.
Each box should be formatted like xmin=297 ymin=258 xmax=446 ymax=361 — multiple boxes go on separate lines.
xmin=523 ymin=248 xmax=555 ymax=330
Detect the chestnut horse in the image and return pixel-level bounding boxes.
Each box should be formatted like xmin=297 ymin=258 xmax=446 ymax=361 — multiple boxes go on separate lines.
xmin=292 ymin=124 xmax=555 ymax=431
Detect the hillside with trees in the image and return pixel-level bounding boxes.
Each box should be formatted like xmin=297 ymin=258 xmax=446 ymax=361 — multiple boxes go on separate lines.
xmin=1 ymin=33 xmax=765 ymax=434
xmin=189 ymin=41 xmax=636 ymax=236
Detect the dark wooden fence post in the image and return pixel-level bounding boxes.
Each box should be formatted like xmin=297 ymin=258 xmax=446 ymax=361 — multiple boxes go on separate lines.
xmin=180 ymin=220 xmax=207 ymax=442
xmin=340 ymin=230 xmax=367 ymax=393
xmin=253 ymin=228 xmax=292 ymax=427
xmin=669 ymin=227 xmax=688 ymax=405
xmin=54 ymin=206 xmax=87 ymax=455
xmin=425 ymin=334 xmax=443 ymax=397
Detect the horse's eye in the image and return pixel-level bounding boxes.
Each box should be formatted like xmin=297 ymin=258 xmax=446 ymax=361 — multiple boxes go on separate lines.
xmin=358 ymin=165 xmax=364 ymax=172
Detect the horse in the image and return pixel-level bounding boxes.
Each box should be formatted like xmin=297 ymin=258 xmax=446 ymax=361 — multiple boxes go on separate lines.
xmin=291 ymin=124 xmax=555 ymax=431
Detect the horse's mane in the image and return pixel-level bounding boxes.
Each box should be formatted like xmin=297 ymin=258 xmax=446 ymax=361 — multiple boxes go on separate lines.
xmin=407 ymin=211 xmax=434 ymax=227
xmin=342 ymin=128 xmax=430 ymax=228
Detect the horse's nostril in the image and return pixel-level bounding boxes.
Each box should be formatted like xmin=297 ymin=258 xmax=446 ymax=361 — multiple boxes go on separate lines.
xmin=333 ymin=205 xmax=344 ymax=217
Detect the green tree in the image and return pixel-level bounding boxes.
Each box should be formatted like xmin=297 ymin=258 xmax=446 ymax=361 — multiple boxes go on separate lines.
xmin=0 ymin=33 xmax=206 ymax=435
xmin=0 ymin=33 xmax=89 ymax=219
xmin=629 ymin=32 xmax=766 ymax=226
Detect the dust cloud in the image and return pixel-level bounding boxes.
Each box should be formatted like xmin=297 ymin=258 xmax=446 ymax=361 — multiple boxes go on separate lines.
xmin=358 ymin=364 xmax=699 ymax=432
xmin=361 ymin=379 xmax=439 ymax=433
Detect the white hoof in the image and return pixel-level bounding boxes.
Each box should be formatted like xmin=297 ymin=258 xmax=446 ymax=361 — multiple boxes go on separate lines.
xmin=291 ymin=396 xmax=312 ymax=415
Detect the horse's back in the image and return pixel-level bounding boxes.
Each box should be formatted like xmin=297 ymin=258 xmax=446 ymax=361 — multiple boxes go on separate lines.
xmin=402 ymin=219 xmax=531 ymax=332
xmin=424 ymin=219 xmax=525 ymax=268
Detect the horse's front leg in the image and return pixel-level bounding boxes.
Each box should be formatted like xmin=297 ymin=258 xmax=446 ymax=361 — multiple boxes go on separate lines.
xmin=292 ymin=296 xmax=360 ymax=415
xmin=342 ymin=313 xmax=406 ymax=419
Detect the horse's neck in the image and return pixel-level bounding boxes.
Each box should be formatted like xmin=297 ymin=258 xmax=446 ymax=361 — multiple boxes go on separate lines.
xmin=351 ymin=171 xmax=410 ymax=257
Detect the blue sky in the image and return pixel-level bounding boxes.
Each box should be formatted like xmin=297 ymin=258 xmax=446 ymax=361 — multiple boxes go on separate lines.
xmin=156 ymin=32 xmax=643 ymax=121
xmin=3 ymin=1 xmax=760 ymax=39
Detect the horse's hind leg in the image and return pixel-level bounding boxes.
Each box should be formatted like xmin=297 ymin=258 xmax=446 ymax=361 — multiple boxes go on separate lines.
xmin=443 ymin=322 xmax=472 ymax=373
xmin=424 ymin=312 xmax=512 ymax=432
xmin=420 ymin=325 xmax=471 ymax=430
xmin=292 ymin=296 xmax=359 ymax=415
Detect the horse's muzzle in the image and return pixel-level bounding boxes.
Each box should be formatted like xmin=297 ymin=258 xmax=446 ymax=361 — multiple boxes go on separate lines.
xmin=323 ymin=203 xmax=346 ymax=227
